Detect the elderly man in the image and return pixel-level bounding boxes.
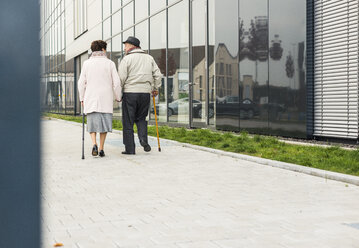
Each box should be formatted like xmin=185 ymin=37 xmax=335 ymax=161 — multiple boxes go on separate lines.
xmin=119 ymin=36 xmax=162 ymax=155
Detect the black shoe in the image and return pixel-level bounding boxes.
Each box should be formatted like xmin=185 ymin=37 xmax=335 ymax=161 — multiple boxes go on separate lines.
xmin=140 ymin=140 xmax=151 ymax=152
xmin=122 ymin=151 xmax=135 ymax=155
xmin=99 ymin=150 xmax=105 ymax=157
xmin=92 ymin=144 xmax=98 ymax=156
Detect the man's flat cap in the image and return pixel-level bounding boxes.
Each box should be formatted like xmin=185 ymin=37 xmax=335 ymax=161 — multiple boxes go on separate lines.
xmin=123 ymin=36 xmax=140 ymax=47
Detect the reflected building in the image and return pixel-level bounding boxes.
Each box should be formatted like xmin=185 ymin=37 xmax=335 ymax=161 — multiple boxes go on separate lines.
xmin=40 ymin=0 xmax=359 ymax=141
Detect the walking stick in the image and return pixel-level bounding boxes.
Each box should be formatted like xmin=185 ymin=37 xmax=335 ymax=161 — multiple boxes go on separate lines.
xmin=82 ymin=106 xmax=85 ymax=159
xmin=152 ymin=95 xmax=161 ymax=152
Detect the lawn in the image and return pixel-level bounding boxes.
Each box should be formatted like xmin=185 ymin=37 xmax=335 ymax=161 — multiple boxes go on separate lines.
xmin=44 ymin=113 xmax=359 ymax=177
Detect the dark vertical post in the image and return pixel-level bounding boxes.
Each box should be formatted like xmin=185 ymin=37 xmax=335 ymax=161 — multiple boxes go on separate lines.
xmin=102 ymin=0 xmax=104 ymax=39
xmin=205 ymin=0 xmax=210 ymax=125
xmin=306 ymin=0 xmax=314 ymax=139
xmin=166 ymin=0 xmax=169 ymax=123
xmin=189 ymin=0 xmax=193 ymax=128
xmin=74 ymin=57 xmax=78 ymax=115
xmin=267 ymin=0 xmax=270 ymax=131
xmin=0 ymin=0 xmax=41 ymax=247
xmin=148 ymin=0 xmax=151 ymax=121
xmin=238 ymin=0 xmax=241 ymax=130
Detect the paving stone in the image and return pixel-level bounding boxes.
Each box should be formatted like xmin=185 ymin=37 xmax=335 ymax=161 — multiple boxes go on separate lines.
xmin=41 ymin=119 xmax=359 ymax=247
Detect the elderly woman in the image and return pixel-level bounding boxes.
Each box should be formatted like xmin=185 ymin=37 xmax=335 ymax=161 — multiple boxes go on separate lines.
xmin=78 ymin=40 xmax=122 ymax=157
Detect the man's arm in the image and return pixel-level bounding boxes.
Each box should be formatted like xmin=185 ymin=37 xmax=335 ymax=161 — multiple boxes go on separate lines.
xmin=118 ymin=58 xmax=128 ymax=89
xmin=151 ymin=59 xmax=162 ymax=96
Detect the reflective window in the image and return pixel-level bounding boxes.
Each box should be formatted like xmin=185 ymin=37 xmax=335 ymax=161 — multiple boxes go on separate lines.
xmin=135 ymin=20 xmax=148 ymax=52
xmin=123 ymin=0 xmax=132 ymax=5
xmin=106 ymin=39 xmax=112 ymax=59
xmin=238 ymin=0 xmax=268 ymax=132
xmin=150 ymin=10 xmax=167 ymax=122
xmin=168 ymin=1 xmax=189 ymax=123
xmin=135 ymin=0 xmax=148 ymax=22
xmin=112 ymin=33 xmax=123 ymax=118
xmin=209 ymin=0 xmax=215 ymax=125
xmin=268 ymin=0 xmax=306 ymax=137
xmin=150 ymin=0 xmax=166 ymax=15
xmin=103 ymin=0 xmax=111 ymax=18
xmin=59 ymin=69 xmax=66 ymax=114
xmin=112 ymin=0 xmax=121 ymax=13
xmin=123 ymin=27 xmax=134 ymax=40
xmin=61 ymin=15 xmax=65 ymax=50
xmin=103 ymin=17 xmax=111 ymax=40
xmin=192 ymin=0 xmax=207 ymax=125
xmin=112 ymin=34 xmax=123 ymax=68
xmin=74 ymin=0 xmax=88 ymax=38
xmin=214 ymin=0 xmax=239 ymax=131
xmin=123 ymin=2 xmax=134 ymax=29
xmin=112 ymin=10 xmax=122 ymax=36
xmin=168 ymin=0 xmax=180 ymax=6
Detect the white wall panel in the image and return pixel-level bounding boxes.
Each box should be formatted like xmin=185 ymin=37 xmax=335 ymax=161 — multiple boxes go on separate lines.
xmin=314 ymin=0 xmax=359 ymax=139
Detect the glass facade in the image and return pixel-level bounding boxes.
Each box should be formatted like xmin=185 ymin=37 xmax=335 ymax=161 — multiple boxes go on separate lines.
xmin=41 ymin=0 xmax=307 ymax=138
xmin=215 ymin=0 xmax=307 ymax=137
xmin=41 ymin=0 xmax=67 ymax=114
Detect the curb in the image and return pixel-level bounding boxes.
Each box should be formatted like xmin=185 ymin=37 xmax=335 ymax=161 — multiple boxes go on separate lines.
xmin=175 ymin=142 xmax=359 ymax=187
xmin=46 ymin=118 xmax=359 ymax=186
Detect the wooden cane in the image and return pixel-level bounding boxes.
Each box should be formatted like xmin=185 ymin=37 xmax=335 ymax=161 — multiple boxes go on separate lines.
xmin=152 ymin=95 xmax=161 ymax=152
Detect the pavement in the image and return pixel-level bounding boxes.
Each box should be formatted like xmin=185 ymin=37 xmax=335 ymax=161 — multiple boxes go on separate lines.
xmin=41 ymin=119 xmax=359 ymax=248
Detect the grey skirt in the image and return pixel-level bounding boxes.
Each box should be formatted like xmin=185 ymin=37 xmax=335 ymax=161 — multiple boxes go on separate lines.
xmin=87 ymin=112 xmax=113 ymax=133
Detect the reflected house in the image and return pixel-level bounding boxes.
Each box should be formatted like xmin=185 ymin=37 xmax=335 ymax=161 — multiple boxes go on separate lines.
xmin=192 ymin=45 xmax=215 ymax=103
xmin=64 ymin=59 xmax=75 ymax=113
xmin=170 ymin=69 xmax=189 ymax=101
xmin=40 ymin=0 xmax=359 ymax=141
xmin=215 ymin=43 xmax=239 ymax=99
xmin=150 ymin=47 xmax=190 ymax=102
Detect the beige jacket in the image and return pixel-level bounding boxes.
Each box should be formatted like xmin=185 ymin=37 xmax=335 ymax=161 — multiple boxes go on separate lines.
xmin=118 ymin=48 xmax=162 ymax=93
xmin=78 ymin=52 xmax=122 ymax=114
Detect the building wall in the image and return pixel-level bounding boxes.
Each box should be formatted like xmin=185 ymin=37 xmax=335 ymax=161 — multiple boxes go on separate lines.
xmin=41 ymin=0 xmax=216 ymax=124
xmin=313 ymin=0 xmax=359 ymax=140
xmin=43 ymin=0 xmax=355 ymax=140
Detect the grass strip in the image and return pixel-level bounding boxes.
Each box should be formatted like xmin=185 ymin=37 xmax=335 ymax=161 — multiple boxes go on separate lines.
xmin=44 ymin=113 xmax=359 ymax=177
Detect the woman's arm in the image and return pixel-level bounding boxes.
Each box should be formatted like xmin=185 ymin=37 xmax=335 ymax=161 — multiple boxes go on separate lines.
xmin=78 ymin=63 xmax=87 ymax=102
xmin=111 ymin=62 xmax=122 ymax=101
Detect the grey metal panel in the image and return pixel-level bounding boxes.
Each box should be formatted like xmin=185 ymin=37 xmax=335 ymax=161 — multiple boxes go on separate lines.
xmin=0 ymin=0 xmax=40 ymax=247
xmin=313 ymin=0 xmax=359 ymax=139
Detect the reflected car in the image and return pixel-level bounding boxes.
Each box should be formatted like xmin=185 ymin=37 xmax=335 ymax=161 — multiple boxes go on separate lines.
xmin=217 ymin=96 xmax=259 ymax=119
xmin=151 ymin=98 xmax=214 ymax=118
xmin=240 ymin=98 xmax=260 ymax=119
xmin=262 ymin=102 xmax=285 ymax=119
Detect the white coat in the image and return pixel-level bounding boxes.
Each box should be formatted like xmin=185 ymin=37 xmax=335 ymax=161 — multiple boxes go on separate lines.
xmin=118 ymin=48 xmax=162 ymax=93
xmin=78 ymin=52 xmax=122 ymax=114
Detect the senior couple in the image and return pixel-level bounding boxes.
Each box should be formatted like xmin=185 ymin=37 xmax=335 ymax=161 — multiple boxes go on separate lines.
xmin=78 ymin=37 xmax=162 ymax=157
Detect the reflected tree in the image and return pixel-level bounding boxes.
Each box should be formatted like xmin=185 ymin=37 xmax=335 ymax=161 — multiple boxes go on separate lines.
xmin=270 ymin=34 xmax=283 ymax=60
xmin=248 ymin=16 xmax=268 ymax=62
xmin=285 ymin=53 xmax=294 ymax=78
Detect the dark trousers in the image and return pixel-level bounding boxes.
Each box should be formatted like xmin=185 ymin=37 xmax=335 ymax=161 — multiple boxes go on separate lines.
xmin=122 ymin=93 xmax=151 ymax=153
